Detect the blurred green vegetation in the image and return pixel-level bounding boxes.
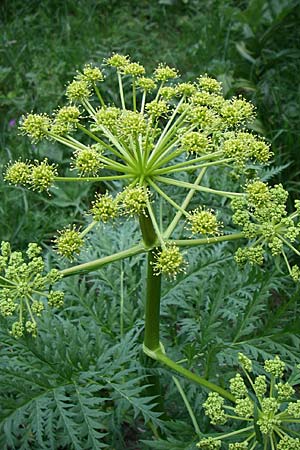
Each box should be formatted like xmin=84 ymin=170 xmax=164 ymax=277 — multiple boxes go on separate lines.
xmin=1 ymin=0 xmax=299 ymax=246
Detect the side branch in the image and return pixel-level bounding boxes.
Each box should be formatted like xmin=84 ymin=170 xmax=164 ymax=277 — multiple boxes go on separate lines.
xmin=173 ymin=233 xmax=244 ymax=247
xmin=61 ymin=243 xmax=146 ymax=277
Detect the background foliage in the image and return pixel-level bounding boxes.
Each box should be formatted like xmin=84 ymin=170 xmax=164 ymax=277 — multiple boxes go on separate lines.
xmin=0 ymin=0 xmax=300 ymax=448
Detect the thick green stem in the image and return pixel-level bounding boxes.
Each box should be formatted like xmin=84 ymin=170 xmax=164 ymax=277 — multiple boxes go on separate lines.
xmin=144 ymin=249 xmax=162 ymax=350
xmin=139 ymin=213 xmax=161 ymax=350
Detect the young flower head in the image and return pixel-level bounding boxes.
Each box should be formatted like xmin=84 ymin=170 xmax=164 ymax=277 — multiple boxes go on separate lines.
xmin=154 ymin=63 xmax=179 ymax=81
xmin=146 ymin=99 xmax=169 ymax=119
xmin=105 ymin=53 xmax=130 ymax=70
xmin=136 ymin=76 xmax=157 ymax=92
xmin=196 ymin=437 xmax=221 ymax=449
xmin=181 ymin=132 xmax=211 ymax=155
xmin=19 ymin=113 xmax=51 ymax=142
xmin=188 ymin=207 xmax=222 ymax=236
xmin=51 ymin=105 xmax=81 ymax=135
xmin=152 ymin=244 xmax=185 ymax=278
xmin=121 ymin=62 xmax=145 ymax=77
xmin=220 ymin=97 xmax=255 ymax=127
xmin=72 ymin=147 xmax=104 ymax=176
xmin=175 ymin=82 xmax=197 ymax=98
xmin=54 ymin=225 xmax=84 ymax=260
xmin=4 ymin=160 xmax=32 ymax=186
xmin=66 ymin=79 xmax=91 ymax=102
xmin=90 ymin=192 xmax=119 ymax=222
xmin=30 ymin=159 xmax=57 ymax=192
xmin=197 ymin=75 xmax=222 ymax=94
xmin=93 ymin=106 xmax=121 ymax=132
xmin=78 ymin=64 xmax=104 ymax=83
xmin=0 ymin=241 xmax=63 ymax=337
xmin=120 ymin=185 xmax=149 ymax=217
xmin=4 ymin=159 xmax=56 ymax=192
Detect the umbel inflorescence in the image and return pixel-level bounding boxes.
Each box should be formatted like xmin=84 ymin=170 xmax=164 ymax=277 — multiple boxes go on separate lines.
xmin=0 ymin=242 xmax=64 ymax=337
xmin=197 ymin=354 xmax=300 ymax=450
xmin=2 ymin=53 xmax=300 ymax=334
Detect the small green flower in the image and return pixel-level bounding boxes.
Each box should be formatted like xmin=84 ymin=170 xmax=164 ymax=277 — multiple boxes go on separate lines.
xmin=154 ymin=63 xmax=179 ymax=81
xmin=175 ymin=82 xmax=196 ymax=97
xmin=66 ymin=79 xmax=91 ymax=102
xmin=229 ymin=443 xmax=248 ymax=450
xmin=268 ymin=236 xmax=282 ymax=256
xmin=72 ymin=147 xmax=104 ymax=176
xmin=152 ymin=244 xmax=186 ymax=279
xmin=136 ymin=76 xmax=157 ymax=92
xmin=90 ymin=192 xmax=119 ymax=222
xmin=181 ymin=132 xmax=210 ymax=155
xmin=120 ymin=185 xmax=149 ymax=217
xmin=159 ymin=86 xmax=177 ymax=100
xmin=229 ymin=373 xmax=248 ymax=398
xmin=203 ymin=392 xmax=227 ymax=425
xmin=276 ymin=382 xmax=295 ymax=401
xmin=19 ymin=113 xmax=51 ymax=142
xmin=222 ymin=132 xmax=272 ymax=164
xmin=287 ymin=400 xmax=300 ymax=418
xmin=238 ymin=353 xmax=253 ymax=372
xmin=188 ymin=207 xmax=222 ymax=236
xmin=79 ymin=64 xmax=104 ymax=83
xmin=235 ymin=397 xmax=254 ymax=418
xmin=25 ymin=320 xmax=37 ymax=337
xmin=105 ymin=53 xmax=130 ymax=69
xmin=220 ymin=97 xmax=255 ymax=127
xmin=264 ymin=355 xmax=285 ymax=378
xmin=254 ymin=375 xmax=267 ymax=397
xmin=197 ymin=75 xmax=222 ymax=94
xmin=93 ymin=106 xmax=121 ymax=132
xmin=51 ymin=105 xmax=81 ymax=135
xmin=54 ymin=226 xmax=84 ymax=260
xmin=11 ymin=321 xmax=24 ymax=338
xmin=146 ymin=99 xmax=169 ymax=118
xmin=4 ymin=160 xmax=32 ymax=186
xmin=191 ymin=91 xmax=225 ymax=110
xmin=197 ymin=437 xmax=222 ymax=449
xmin=122 ymin=62 xmax=145 ymax=77
xmin=48 ymin=291 xmax=64 ymax=308
xmin=31 ymin=159 xmax=57 ymax=192
xmin=117 ymin=110 xmax=147 ymax=139
xmin=277 ymin=436 xmax=300 ymax=450
xmin=31 ymin=300 xmax=44 ymax=316
xmin=291 ymin=265 xmax=300 ymax=282
xmin=235 ymin=245 xmax=264 ymax=266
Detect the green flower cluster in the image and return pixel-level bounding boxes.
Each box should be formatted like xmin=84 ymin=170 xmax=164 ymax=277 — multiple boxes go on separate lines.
xmin=90 ymin=192 xmax=119 ymax=223
xmin=0 ymin=242 xmax=63 ymax=337
xmin=152 ymin=244 xmax=185 ymax=278
xmin=54 ymin=226 xmax=84 ymax=260
xmin=5 ymin=159 xmax=57 ymax=192
xmin=232 ymin=181 xmax=300 ymax=279
xmin=197 ymin=354 xmax=300 ymax=449
xmin=72 ymin=146 xmax=104 ymax=176
xmin=188 ymin=207 xmax=222 ymax=236
xmin=51 ymin=105 xmax=81 ymax=135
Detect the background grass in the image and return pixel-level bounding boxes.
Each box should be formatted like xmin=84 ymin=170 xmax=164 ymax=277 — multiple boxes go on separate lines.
xmin=1 ymin=0 xmax=300 ymax=245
